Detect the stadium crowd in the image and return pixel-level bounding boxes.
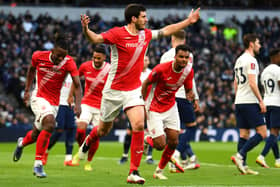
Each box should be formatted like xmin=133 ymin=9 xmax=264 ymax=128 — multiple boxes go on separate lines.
xmin=0 ymin=10 xmax=279 ymax=130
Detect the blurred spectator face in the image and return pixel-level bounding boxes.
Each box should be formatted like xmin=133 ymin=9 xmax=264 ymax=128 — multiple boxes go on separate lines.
xmin=92 ymin=52 xmax=106 ymax=69
xmin=135 ymin=11 xmax=148 ymax=30
xmin=252 ymin=38 xmax=261 ymax=55
xmin=174 ymin=50 xmax=190 ymax=69
xmin=51 ymin=47 xmax=68 ymax=65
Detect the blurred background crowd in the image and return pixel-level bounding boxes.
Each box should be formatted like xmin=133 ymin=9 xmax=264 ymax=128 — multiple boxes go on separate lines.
xmin=0 ymin=2 xmax=279 ymax=132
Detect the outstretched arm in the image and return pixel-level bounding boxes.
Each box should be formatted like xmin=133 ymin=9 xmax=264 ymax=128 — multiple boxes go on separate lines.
xmin=81 ymin=14 xmax=104 ymax=44
xmin=23 ymin=64 xmax=36 ymax=106
xmin=159 ymin=8 xmax=200 ymax=37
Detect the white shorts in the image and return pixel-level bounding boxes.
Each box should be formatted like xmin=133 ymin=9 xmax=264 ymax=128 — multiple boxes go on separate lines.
xmin=77 ymin=104 xmax=100 ymax=126
xmin=147 ymin=104 xmax=180 ymax=139
xmin=100 ymin=87 xmax=144 ymax=122
xmin=30 ymin=96 xmax=58 ymax=131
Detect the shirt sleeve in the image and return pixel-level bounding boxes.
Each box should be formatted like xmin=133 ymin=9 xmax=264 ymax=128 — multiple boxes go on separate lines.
xmin=192 ymin=78 xmax=199 ymax=100
xmin=183 ymin=69 xmax=194 ymax=90
xmin=31 ymin=51 xmax=40 ymax=67
xmin=247 ymin=59 xmax=258 ymax=75
xmin=151 ymin=30 xmax=160 ymax=40
xmin=78 ymin=63 xmax=85 ymax=77
xmin=100 ymin=27 xmax=118 ymax=45
xmin=67 ymin=59 xmax=79 ymax=77
xmin=148 ymin=65 xmax=161 ymax=83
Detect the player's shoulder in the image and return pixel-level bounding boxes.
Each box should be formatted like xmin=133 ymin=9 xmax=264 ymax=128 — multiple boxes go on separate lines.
xmin=32 ymin=50 xmax=49 ymax=58
xmin=79 ymin=60 xmax=91 ymax=69
xmin=155 ymin=60 xmax=172 ymax=71
xmin=265 ymin=64 xmax=280 ymax=73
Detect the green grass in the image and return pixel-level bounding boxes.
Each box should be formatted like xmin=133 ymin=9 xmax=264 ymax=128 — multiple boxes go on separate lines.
xmin=0 ymin=141 xmax=279 ymax=187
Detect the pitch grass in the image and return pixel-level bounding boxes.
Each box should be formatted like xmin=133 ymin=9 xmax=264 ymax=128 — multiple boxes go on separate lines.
xmin=0 ymin=141 xmax=279 ymax=187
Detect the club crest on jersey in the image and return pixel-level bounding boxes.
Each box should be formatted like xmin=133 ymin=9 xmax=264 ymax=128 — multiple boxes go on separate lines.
xmin=251 ymin=63 xmax=255 ymax=70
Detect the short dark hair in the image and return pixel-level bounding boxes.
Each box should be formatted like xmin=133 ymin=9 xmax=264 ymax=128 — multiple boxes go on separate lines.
xmin=54 ymin=32 xmax=70 ymax=51
xmin=269 ymin=48 xmax=280 ymax=57
xmin=175 ymin=44 xmax=192 ymax=54
xmin=172 ymin=30 xmax=186 ymax=40
xmin=243 ymin=33 xmax=258 ymax=49
xmin=124 ymin=4 xmax=146 ymax=24
xmin=94 ymin=45 xmax=106 ymax=55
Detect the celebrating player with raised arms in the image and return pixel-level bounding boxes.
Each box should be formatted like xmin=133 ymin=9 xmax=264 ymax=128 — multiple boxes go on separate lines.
xmin=77 ymin=4 xmax=200 ymax=184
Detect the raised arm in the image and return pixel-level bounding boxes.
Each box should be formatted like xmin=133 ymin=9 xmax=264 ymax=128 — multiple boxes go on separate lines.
xmin=23 ymin=64 xmax=36 ymax=106
xmin=81 ymin=14 xmax=104 ymax=44
xmin=159 ymin=8 xmax=200 ymax=37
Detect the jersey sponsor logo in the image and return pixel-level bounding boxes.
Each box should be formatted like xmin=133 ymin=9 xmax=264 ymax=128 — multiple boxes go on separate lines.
xmin=251 ymin=63 xmax=255 ymax=70
xmin=39 ymin=67 xmax=62 ymax=74
xmin=86 ymin=72 xmax=92 ymax=74
xmin=125 ymin=41 xmax=147 ymax=48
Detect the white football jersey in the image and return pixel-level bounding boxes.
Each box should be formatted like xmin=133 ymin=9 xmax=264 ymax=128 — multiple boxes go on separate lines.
xmin=234 ymin=52 xmax=259 ymax=104
xmin=261 ymin=64 xmax=280 ymax=106
xmin=160 ymin=48 xmax=199 ymax=100
xmin=59 ymin=74 xmax=72 ymax=106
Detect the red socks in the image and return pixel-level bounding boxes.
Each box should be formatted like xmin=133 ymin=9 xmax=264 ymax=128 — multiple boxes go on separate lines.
xmin=86 ymin=126 xmax=99 ymax=145
xmin=35 ymin=130 xmax=51 ymax=160
xmin=22 ymin=130 xmax=37 ymax=147
xmin=158 ymin=145 xmax=175 ymax=169
xmin=76 ymin=128 xmax=86 ymax=146
xmin=129 ymin=131 xmax=144 ymax=173
xmin=87 ymin=138 xmax=100 ymax=162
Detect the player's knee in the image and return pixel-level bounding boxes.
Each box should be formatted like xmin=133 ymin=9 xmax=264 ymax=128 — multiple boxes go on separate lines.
xmin=131 ymin=122 xmax=145 ymax=131
xmin=153 ymin=139 xmax=166 ymax=150
xmin=77 ymin=122 xmax=87 ymax=130
xmin=259 ymin=131 xmax=267 ymax=139
xmin=154 ymin=143 xmax=165 ymax=151
xmin=42 ymin=115 xmax=56 ymax=132
xmin=98 ymin=126 xmax=111 ymax=137
xmin=31 ymin=130 xmax=40 ymax=140
xmin=168 ymin=139 xmax=178 ymax=150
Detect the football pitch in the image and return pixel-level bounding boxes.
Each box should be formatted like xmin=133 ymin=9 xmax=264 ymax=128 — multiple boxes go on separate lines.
xmin=0 ymin=141 xmax=279 ymax=187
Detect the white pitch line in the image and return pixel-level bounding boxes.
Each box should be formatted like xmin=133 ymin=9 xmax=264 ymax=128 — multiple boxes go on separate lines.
xmin=51 ymin=155 xmax=280 ymax=170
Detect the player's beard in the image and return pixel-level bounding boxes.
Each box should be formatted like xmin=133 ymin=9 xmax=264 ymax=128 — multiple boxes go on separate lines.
xmin=135 ymin=22 xmax=145 ymax=31
xmin=253 ymin=48 xmax=260 ymax=56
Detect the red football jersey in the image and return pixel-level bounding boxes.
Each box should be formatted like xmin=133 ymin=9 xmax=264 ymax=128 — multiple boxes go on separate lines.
xmin=147 ymin=61 xmax=194 ymax=113
xmin=79 ymin=61 xmax=110 ymax=109
xmin=32 ymin=51 xmax=79 ymax=106
xmin=101 ymin=26 xmax=152 ymax=91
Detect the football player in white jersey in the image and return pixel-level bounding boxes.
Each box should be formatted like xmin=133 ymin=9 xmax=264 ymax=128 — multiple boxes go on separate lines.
xmin=256 ymin=48 xmax=280 ymax=168
xmin=231 ymin=33 xmax=267 ymax=175
xmin=160 ymin=30 xmax=200 ymax=171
